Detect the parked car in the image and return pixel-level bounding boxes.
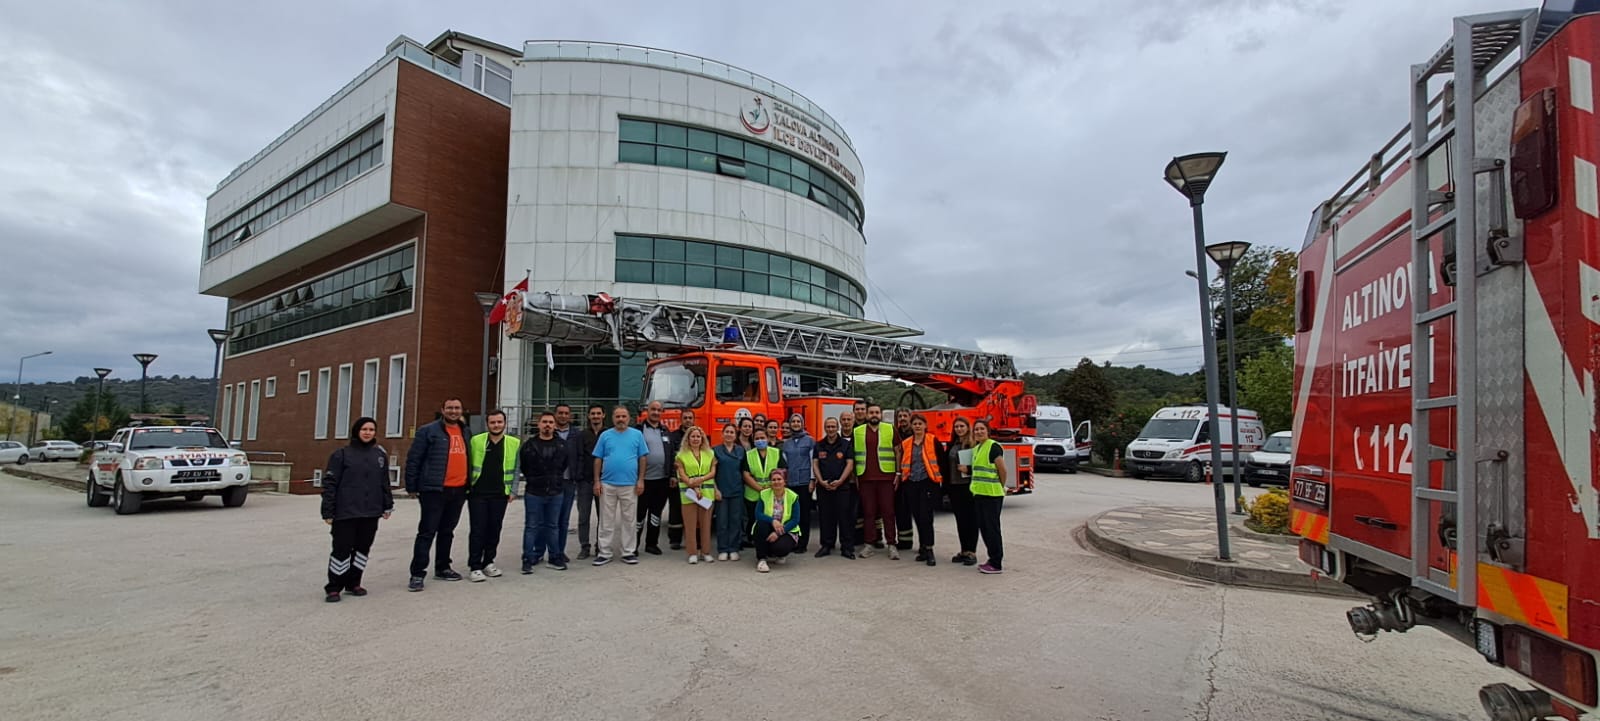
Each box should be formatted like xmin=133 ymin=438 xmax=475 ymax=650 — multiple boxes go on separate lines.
xmin=0 ymin=440 xmax=28 ymax=464
xmin=87 ymin=425 xmax=250 ymax=514
xmin=1125 ymin=404 xmax=1266 ymax=482
xmin=28 ymin=440 xmax=82 ymax=461
xmin=1244 ymin=431 xmax=1292 ymax=487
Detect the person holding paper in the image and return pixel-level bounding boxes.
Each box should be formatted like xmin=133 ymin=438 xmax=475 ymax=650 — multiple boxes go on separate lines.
xmin=674 ymin=425 xmax=717 ymax=564
xmin=970 ymin=420 xmax=1009 ymax=574
xmin=941 ymin=418 xmax=979 ymax=566
xmin=753 ymin=469 xmax=801 ymax=572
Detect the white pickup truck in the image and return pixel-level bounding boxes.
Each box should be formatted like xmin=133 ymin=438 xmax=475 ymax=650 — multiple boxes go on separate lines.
xmin=86 ymin=425 xmax=250 ymax=515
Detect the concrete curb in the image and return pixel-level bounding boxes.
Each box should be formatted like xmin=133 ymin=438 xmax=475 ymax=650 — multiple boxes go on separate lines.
xmin=1232 ymin=522 xmax=1299 ymax=546
xmin=1083 ymin=512 xmax=1361 ymax=598
xmin=1078 ymin=466 xmax=1127 ymax=478
xmin=1 ymin=467 xmax=280 ymax=494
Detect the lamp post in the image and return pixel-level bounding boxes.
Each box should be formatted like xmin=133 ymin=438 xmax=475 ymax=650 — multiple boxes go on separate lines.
xmin=1164 ymin=151 xmax=1232 ymax=562
xmin=475 ymin=292 xmax=500 ymax=430
xmin=91 ymin=367 xmax=112 ymax=445
xmin=207 ymin=329 xmax=231 ymax=426
xmin=9 ymin=350 xmax=52 ymax=442
xmin=1207 ymin=240 xmax=1253 ymax=515
xmin=132 ymin=353 xmax=158 ymax=414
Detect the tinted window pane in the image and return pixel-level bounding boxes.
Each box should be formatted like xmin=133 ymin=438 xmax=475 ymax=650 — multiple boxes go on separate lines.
xmin=619 ymin=142 xmax=655 ymax=164
xmin=743 ymin=251 xmax=768 ymax=272
xmin=617 ymin=235 xmax=653 ymax=259
xmin=616 ymin=260 xmax=653 ymax=283
xmin=656 ymin=147 xmax=687 ymax=168
xmin=619 ymin=119 xmax=655 ymax=142
xmin=685 ymin=265 xmax=714 ymax=288
xmin=717 ymin=135 xmax=743 ymax=158
xmin=716 ymin=245 xmax=743 ymax=267
xmin=826 ymin=273 xmax=842 ymax=291
xmin=656 ymin=124 xmax=687 ymax=148
xmin=654 ymin=263 xmax=685 ymax=285
xmin=744 ymin=272 xmax=769 ymax=295
xmin=651 ymin=239 xmax=681 ymax=262
xmin=744 ymin=143 xmax=769 ymax=166
xmin=767 ymin=153 xmax=790 ymax=174
xmin=746 ymin=165 xmax=768 ymax=184
xmin=715 ymin=268 xmax=743 ymax=291
xmin=770 ymin=277 xmax=790 ymax=298
xmin=688 ymin=151 xmax=716 ymax=172
xmin=687 ymin=128 xmax=717 ymax=152
xmin=812 ymin=264 xmax=827 ymax=285
xmin=790 ymin=283 xmax=810 ymax=302
xmin=769 ymin=256 xmax=791 ymax=276
xmin=767 ymin=172 xmax=790 ymax=192
xmin=685 ymin=241 xmax=716 ymax=265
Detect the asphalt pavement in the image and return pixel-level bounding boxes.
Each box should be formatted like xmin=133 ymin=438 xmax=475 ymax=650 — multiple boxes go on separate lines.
xmin=0 ymin=467 xmax=1520 ymax=721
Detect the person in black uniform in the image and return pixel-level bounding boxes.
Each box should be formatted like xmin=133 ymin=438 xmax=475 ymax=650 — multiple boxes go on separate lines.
xmin=320 ymin=417 xmax=394 ymax=602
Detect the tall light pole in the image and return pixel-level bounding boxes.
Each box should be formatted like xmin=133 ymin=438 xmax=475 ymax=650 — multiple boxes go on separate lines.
xmin=91 ymin=367 xmax=112 ymax=445
xmin=207 ymin=329 xmax=231 ymax=426
xmin=132 ymin=353 xmax=158 ymax=414
xmin=9 ymin=350 xmax=52 ymax=442
xmin=475 ymin=292 xmax=500 ymax=431
xmin=1207 ymin=240 xmax=1253 ymax=515
xmin=1164 ymin=151 xmax=1232 ymax=562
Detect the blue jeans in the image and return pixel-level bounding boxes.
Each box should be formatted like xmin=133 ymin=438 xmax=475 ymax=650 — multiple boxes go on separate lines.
xmin=555 ymin=484 xmax=577 ymax=560
xmin=714 ymin=497 xmax=747 ymax=554
xmin=522 ymin=494 xmax=564 ymax=564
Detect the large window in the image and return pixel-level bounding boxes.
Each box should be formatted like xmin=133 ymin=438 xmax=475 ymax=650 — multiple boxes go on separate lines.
xmin=227 ymin=245 xmax=415 ymax=355
xmin=206 ymin=119 xmax=386 ymax=260
xmin=615 ymin=234 xmax=865 ymax=317
xmin=385 ymin=355 xmax=407 ymax=438
xmin=335 ymin=364 xmax=353 ymax=439
xmin=315 ymin=368 xmax=332 ymax=440
xmin=616 ymin=118 xmax=864 ymax=231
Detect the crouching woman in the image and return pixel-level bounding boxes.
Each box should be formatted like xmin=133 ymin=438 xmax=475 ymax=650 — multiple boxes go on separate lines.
xmin=753 ymin=469 xmax=801 ymax=573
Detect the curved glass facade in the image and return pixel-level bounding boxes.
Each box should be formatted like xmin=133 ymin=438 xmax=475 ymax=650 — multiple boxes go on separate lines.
xmin=615 ymin=234 xmax=864 ymax=317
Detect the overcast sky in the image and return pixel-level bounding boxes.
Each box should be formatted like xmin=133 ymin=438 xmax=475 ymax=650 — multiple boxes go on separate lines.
xmin=0 ymin=0 xmax=1516 ymax=383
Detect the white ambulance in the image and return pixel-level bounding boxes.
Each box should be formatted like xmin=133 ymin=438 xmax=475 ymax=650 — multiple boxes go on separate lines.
xmin=1029 ymin=405 xmax=1092 ymax=473
xmin=1124 ymin=404 xmax=1265 ymax=482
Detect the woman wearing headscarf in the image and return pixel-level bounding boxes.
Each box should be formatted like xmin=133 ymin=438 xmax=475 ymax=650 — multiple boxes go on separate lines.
xmin=319 ymin=417 xmax=393 ymax=602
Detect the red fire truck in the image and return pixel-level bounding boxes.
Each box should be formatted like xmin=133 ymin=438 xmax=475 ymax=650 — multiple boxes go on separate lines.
xmin=510 ymin=292 xmax=1036 ymax=493
xmin=1291 ymin=5 xmax=1600 ymax=719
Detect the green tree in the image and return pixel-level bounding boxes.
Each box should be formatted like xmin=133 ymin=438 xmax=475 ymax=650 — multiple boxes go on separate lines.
xmin=1250 ymin=248 xmax=1299 ymax=339
xmin=1053 ymin=357 xmax=1115 ymax=425
xmin=58 ymin=390 xmax=129 ymax=444
xmin=1237 ymin=344 xmax=1294 ymax=433
xmin=1095 ymin=401 xmax=1159 ymax=466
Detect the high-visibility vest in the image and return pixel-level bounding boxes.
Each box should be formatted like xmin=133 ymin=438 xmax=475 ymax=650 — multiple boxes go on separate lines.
xmin=853 ymin=423 xmax=896 ymax=474
xmin=745 ymin=447 xmax=780 ymax=501
xmin=898 ymin=436 xmax=944 ymax=484
xmin=468 ymin=433 xmax=522 ymax=495
xmin=753 ymin=487 xmax=799 ymax=535
xmin=677 ymin=448 xmax=717 ymax=504
xmin=970 ymin=439 xmax=1005 ymax=497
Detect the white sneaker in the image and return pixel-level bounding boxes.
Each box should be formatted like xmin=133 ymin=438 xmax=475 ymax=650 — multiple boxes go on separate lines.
xmin=469 ymin=569 xmax=487 ymax=583
xmin=484 ymin=564 xmax=502 ymax=578
xmin=716 ymin=552 xmax=729 ymax=562
xmin=859 ymin=546 xmax=875 ymax=558
xmin=757 ymin=560 xmax=770 ymax=573
xmin=730 ymin=552 xmax=741 ymax=562
xmin=702 ymin=554 xmax=715 ymax=564
xmin=888 ymin=547 xmax=900 ymax=561
xmin=688 ymin=555 xmax=699 ymax=565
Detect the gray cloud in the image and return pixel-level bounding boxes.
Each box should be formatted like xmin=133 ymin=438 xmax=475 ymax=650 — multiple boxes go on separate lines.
xmin=0 ymin=0 xmax=1515 ymax=384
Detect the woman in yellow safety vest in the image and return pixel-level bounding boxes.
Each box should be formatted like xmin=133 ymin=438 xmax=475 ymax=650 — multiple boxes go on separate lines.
xmin=674 ymin=426 xmax=717 ymax=565
xmin=969 ymin=420 xmax=1008 ymax=574
xmin=753 ymin=469 xmax=801 ymax=572
xmin=741 ymin=427 xmax=786 ymax=549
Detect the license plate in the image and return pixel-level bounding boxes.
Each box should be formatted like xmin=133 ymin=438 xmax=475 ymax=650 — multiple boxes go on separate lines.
xmin=1257 ymin=469 xmax=1279 ymax=477
xmin=174 ymin=470 xmax=219 ymax=481
xmin=1298 ymin=540 xmax=1335 ymax=574
xmin=1292 ymin=478 xmax=1329 ymax=509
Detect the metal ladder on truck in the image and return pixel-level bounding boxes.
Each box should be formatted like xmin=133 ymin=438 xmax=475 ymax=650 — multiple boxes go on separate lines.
xmin=1406 ymin=9 xmax=1537 ymax=604
xmin=511 ymin=292 xmax=1021 ymax=380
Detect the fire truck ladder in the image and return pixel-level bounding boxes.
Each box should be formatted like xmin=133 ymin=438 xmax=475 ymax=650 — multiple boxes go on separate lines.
xmin=512 ymin=292 xmax=1021 ymax=380
xmin=1406 ymin=9 xmax=1537 ymax=604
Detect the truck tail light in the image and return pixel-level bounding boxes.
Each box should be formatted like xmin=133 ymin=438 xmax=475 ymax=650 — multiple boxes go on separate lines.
xmin=1296 ymin=270 xmax=1316 ymax=333
xmin=1510 ymin=87 xmax=1558 ymax=219
xmin=1501 ymin=624 xmax=1598 ymax=707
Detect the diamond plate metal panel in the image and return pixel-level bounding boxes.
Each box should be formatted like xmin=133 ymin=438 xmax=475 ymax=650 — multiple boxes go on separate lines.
xmin=1471 ymin=72 xmax=1528 ymax=568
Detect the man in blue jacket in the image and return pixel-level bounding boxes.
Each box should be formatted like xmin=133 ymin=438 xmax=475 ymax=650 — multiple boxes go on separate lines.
xmin=404 ymin=397 xmax=471 ymax=592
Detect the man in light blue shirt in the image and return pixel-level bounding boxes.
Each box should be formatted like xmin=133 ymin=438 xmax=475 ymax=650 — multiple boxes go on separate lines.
xmin=591 ymin=406 xmax=648 ymax=566
xmin=781 ymin=413 xmax=817 ymax=553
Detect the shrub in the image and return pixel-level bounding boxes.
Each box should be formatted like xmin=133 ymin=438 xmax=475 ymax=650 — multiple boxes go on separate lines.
xmin=1246 ymin=488 xmax=1291 ymax=534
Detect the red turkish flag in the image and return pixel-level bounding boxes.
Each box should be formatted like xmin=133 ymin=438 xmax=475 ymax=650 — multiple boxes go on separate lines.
xmin=487 ymin=276 xmax=529 ymax=325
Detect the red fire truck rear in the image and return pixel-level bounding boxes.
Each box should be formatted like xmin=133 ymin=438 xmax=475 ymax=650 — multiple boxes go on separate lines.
xmin=1292 ymin=4 xmax=1600 ymax=719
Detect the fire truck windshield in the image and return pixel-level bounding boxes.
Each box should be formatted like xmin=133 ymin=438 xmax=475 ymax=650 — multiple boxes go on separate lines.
xmin=1137 ymin=418 xmax=1199 ymax=441
xmin=643 ymin=359 xmax=705 ymax=408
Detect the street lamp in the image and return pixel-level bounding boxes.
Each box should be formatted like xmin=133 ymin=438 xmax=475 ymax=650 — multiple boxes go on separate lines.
xmin=1164 ymin=151 xmax=1232 ymax=562
xmin=132 ymin=353 xmax=158 ymax=414
xmin=1207 ymin=240 xmax=1253 ymax=516
xmin=91 ymin=367 xmax=113 ymax=445
xmin=9 ymin=350 xmax=52 ymax=442
xmin=207 ymin=329 xmax=231 ymax=426
xmin=475 ymin=292 xmax=500 ymax=430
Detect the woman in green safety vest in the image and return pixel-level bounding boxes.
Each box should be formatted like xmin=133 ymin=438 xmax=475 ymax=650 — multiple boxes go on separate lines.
xmin=753 ymin=468 xmax=800 ymax=573
xmin=969 ymin=420 xmax=1008 ymax=574
xmin=740 ymin=428 xmax=786 ymax=549
xmin=674 ymin=426 xmax=717 ymax=565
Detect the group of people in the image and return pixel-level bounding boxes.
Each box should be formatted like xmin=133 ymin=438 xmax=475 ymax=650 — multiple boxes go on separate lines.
xmin=316 ymin=396 xmax=1007 ymax=602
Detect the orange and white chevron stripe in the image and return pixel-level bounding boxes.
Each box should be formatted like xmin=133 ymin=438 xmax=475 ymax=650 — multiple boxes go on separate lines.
xmin=1475 ymin=562 xmax=1570 ymax=639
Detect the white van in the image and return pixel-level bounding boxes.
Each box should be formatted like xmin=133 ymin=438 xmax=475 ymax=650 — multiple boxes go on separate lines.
xmin=1030 ymin=405 xmax=1091 ymax=473
xmin=1124 ymin=404 xmax=1265 ymax=482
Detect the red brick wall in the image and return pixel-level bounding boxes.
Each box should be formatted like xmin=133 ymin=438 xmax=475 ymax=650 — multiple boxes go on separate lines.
xmin=390 ymin=61 xmax=511 ymax=421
